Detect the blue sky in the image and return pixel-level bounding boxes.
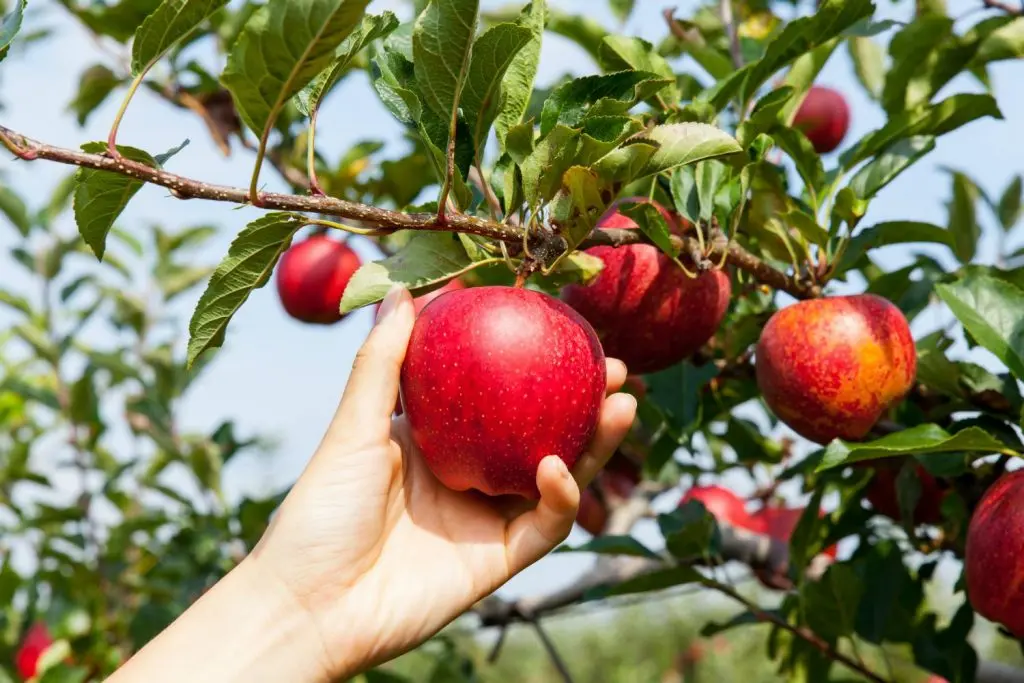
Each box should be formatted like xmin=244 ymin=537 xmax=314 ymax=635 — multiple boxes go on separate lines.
xmin=1 ymin=0 xmax=1022 ymax=599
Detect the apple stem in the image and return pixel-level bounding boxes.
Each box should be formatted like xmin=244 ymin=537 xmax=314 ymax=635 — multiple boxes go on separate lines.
xmin=514 ymin=270 xmax=528 ymax=288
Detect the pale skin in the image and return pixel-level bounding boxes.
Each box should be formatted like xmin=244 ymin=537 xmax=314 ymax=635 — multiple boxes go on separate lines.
xmin=106 ymin=285 xmax=638 ymax=683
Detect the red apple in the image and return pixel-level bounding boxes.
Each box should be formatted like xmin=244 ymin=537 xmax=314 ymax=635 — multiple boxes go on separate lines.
xmin=755 ymin=294 xmax=916 ymax=444
xmin=792 ymin=85 xmax=850 ymax=154
xmin=276 ymin=235 xmax=361 ymax=324
xmin=680 ymin=485 xmax=756 ymax=531
xmin=15 ymin=623 xmax=53 ymax=680
xmin=623 ymin=375 xmax=647 ymax=400
xmin=966 ymin=470 xmax=1024 ymax=638
xmin=562 ymin=199 xmax=731 ymax=375
xmin=576 ymin=488 xmax=608 ymax=535
xmin=862 ymin=461 xmax=947 ymax=525
xmin=400 ymin=286 xmax=606 ymax=498
xmin=389 ymin=280 xmax=468 ymax=416
xmin=600 ymin=452 xmax=641 ymax=501
xmin=752 ymin=505 xmax=837 ymax=559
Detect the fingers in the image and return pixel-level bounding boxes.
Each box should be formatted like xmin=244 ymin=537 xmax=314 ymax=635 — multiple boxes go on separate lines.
xmin=504 ymin=456 xmax=579 ymax=574
xmin=571 ymin=392 xmax=637 ymax=490
xmin=605 ymin=358 xmax=627 ymax=395
xmin=322 ymin=286 xmax=415 ymax=449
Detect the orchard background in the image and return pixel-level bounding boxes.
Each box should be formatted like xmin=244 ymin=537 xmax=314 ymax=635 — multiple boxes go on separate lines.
xmin=1 ymin=0 xmax=1023 ymax=680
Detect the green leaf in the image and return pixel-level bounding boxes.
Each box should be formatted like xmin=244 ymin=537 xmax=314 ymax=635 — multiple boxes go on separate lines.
xmin=706 ymin=0 xmax=874 ymax=110
xmin=935 ymin=273 xmax=1024 ymax=381
xmin=946 ymin=170 xmax=980 ymax=264
xmin=0 ymin=182 xmax=31 ymax=236
xmin=73 ymin=143 xmax=162 ymax=260
xmin=609 ymin=0 xmax=634 ymax=23
xmin=771 ymin=126 xmax=824 ymax=194
xmin=461 ymin=23 xmax=533 ymax=161
xmin=220 ymin=0 xmax=371 ymax=134
xmin=603 ymin=566 xmax=703 ymax=597
xmin=819 ymin=425 xmax=1012 ymax=471
xmin=971 ymin=16 xmax=1024 ymax=66
xmin=548 ymin=166 xmax=606 ymax=249
xmin=0 ymin=0 xmax=25 ymax=63
xmin=670 ymin=165 xmax=700 ymax=225
xmin=840 ymin=221 xmax=953 ymax=270
xmin=660 ymin=501 xmax=718 ymax=560
xmin=556 ymin=534 xmax=660 ymax=559
xmin=340 ymin=232 xmax=500 ymax=313
xmin=72 ymin=0 xmax=161 ymax=42
xmin=67 ymin=65 xmax=122 ymax=126
xmin=295 ymin=12 xmax=399 ymax=117
xmin=520 ymin=124 xmax=580 ymax=205
xmin=131 ymin=0 xmax=228 ymax=76
xmin=847 ymin=135 xmax=935 ymax=200
xmin=0 ymin=289 xmax=31 ymax=316
xmin=781 ymin=210 xmax=828 ymax=247
xmin=187 ymin=213 xmax=305 ymax=366
xmin=997 ymin=174 xmax=1022 ymax=232
xmin=848 ymin=35 xmax=885 ymax=100
xmin=539 ymin=70 xmax=672 ymax=136
xmin=69 ymin=367 xmax=100 ymax=427
xmin=370 ymin=50 xmax=422 ymax=124
xmin=598 ymin=35 xmax=679 ymax=104
xmin=801 ymin=564 xmax=864 ymax=641
xmin=412 ymin=0 xmax=478 ymax=120
xmin=635 ymin=123 xmax=741 ymax=179
xmin=840 ymin=93 xmax=1002 ymax=169
xmin=493 ymin=0 xmax=544 ymax=150
xmin=881 ymin=16 xmax=951 ymax=115
xmin=621 ymin=201 xmax=679 ymax=258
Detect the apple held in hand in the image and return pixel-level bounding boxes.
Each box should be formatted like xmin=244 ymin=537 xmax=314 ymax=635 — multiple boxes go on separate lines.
xmin=755 ymin=294 xmax=916 ymax=444
xmin=966 ymin=470 xmax=1024 ymax=638
xmin=792 ymin=85 xmax=850 ymax=154
xmin=680 ymin=485 xmax=756 ymax=531
xmin=276 ymin=234 xmax=361 ymax=324
xmin=400 ymin=286 xmax=607 ymax=498
xmin=562 ymin=198 xmax=731 ymax=375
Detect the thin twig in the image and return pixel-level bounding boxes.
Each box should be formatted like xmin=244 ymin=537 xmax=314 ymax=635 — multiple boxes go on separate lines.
xmin=719 ymin=0 xmax=744 ymax=70
xmin=704 ymin=578 xmax=889 ymax=683
xmin=530 ymin=618 xmax=575 ymax=683
xmin=981 ymin=0 xmax=1024 ymax=15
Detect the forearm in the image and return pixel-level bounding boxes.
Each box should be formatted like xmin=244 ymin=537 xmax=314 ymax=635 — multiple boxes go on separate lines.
xmin=106 ymin=556 xmax=333 ymax=683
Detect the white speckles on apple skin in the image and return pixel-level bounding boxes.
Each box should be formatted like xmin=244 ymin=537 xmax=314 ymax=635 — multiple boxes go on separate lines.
xmin=400 ymin=286 xmax=607 ymax=499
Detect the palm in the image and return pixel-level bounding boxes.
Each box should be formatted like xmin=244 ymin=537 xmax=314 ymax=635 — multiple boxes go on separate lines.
xmin=251 ymin=290 xmax=636 ymax=678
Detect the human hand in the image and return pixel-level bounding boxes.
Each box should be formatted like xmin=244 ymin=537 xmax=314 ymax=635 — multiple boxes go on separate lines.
xmin=248 ymin=285 xmax=636 ymax=680
xmin=107 ymin=285 xmax=635 ymax=683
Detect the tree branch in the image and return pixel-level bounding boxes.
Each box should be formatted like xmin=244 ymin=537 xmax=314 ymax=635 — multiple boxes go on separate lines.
xmin=0 ymin=125 xmax=819 ymax=299
xmin=981 ymin=0 xmax=1024 ymax=15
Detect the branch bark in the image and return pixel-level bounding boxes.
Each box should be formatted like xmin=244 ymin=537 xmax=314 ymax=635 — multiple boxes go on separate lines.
xmin=0 ymin=125 xmax=820 ymax=300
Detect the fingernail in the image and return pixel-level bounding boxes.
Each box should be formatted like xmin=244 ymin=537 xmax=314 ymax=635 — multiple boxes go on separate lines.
xmin=375 ymin=285 xmax=404 ymax=324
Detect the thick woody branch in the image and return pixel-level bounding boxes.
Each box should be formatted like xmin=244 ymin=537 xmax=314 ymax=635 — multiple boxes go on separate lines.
xmin=0 ymin=126 xmax=816 ymax=299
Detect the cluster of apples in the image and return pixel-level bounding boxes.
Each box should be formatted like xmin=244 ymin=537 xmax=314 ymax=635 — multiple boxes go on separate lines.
xmin=267 ymin=86 xmax=1024 ymax=640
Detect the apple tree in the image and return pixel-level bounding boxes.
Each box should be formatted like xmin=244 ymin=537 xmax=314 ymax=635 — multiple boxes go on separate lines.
xmin=1 ymin=0 xmax=1023 ymax=681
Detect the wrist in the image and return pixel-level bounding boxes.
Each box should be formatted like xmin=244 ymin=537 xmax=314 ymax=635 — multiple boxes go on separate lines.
xmin=108 ymin=555 xmax=333 ymax=683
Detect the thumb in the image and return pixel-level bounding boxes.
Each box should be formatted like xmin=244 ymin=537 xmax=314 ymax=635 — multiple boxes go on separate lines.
xmin=322 ymin=285 xmax=415 ymax=449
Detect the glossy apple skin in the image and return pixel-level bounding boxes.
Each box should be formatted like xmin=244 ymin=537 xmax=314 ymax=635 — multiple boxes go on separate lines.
xmin=276 ymin=235 xmax=361 ymax=324
xmin=966 ymin=470 xmax=1024 ymax=638
xmin=577 ymin=488 xmax=609 ymax=535
xmin=680 ymin=485 xmax=756 ymax=530
xmin=753 ymin=506 xmax=838 ymax=559
xmin=562 ymin=199 xmax=731 ymax=375
xmin=863 ymin=461 xmax=947 ymax=525
xmin=400 ymin=286 xmax=607 ymax=498
xmin=15 ymin=623 xmax=53 ymax=680
xmin=793 ymin=85 xmax=850 ymax=154
xmin=755 ymin=294 xmax=916 ymax=444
